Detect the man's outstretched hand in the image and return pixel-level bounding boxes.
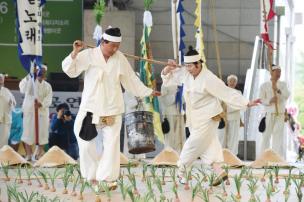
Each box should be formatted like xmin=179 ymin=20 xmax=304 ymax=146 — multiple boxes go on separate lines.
xmin=247 ymin=99 xmax=262 ymax=107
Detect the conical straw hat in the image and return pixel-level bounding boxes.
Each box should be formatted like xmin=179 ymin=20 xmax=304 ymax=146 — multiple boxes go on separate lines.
xmin=120 ymin=152 xmax=129 ymax=165
xmin=34 ymin=146 xmax=77 ymax=167
xmin=250 ymin=149 xmax=289 ymax=168
xmin=151 ymin=147 xmax=179 ymax=166
xmin=0 ymin=145 xmax=28 ymax=166
xmin=222 ymin=149 xmax=244 ymax=167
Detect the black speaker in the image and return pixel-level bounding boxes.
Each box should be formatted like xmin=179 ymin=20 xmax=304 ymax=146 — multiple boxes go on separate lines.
xmin=48 ymin=72 xmax=79 ymax=91
xmin=237 ymin=140 xmax=256 ymax=161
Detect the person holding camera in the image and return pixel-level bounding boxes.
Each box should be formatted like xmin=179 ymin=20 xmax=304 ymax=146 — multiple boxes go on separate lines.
xmin=50 ymin=103 xmax=79 ymax=160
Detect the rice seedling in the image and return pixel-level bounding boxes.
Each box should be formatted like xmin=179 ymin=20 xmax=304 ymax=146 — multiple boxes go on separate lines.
xmin=247 ymin=177 xmax=258 ymax=202
xmin=191 ymin=182 xmax=201 ymax=202
xmin=223 ymin=165 xmax=230 ymax=185
xmin=268 ymin=172 xmax=276 ymax=192
xmin=283 ymin=175 xmax=291 ymax=196
xmin=198 ymin=165 xmax=208 ymax=182
xmin=216 ymin=195 xmax=226 ymax=202
xmin=48 ymin=196 xmax=61 ymax=202
xmin=78 ymin=179 xmax=87 ymax=201
xmin=33 ymin=172 xmax=43 ymax=188
xmin=146 ymin=177 xmax=154 ymax=195
xmin=273 ymin=166 xmax=280 ymax=184
xmin=261 ymin=168 xmax=269 ymax=182
xmin=49 ymin=168 xmax=61 ymax=192
xmin=127 ymin=185 xmax=140 ymax=202
xmin=62 ymin=168 xmax=71 ymax=194
xmin=24 ymin=165 xmax=34 ymax=186
xmin=142 ymin=162 xmax=148 ymax=182
xmin=293 ymin=177 xmax=303 ymax=202
xmin=171 ymin=182 xmax=180 ymax=202
xmin=220 ymin=179 xmax=228 ymax=197
xmin=38 ymin=170 xmax=49 ymax=190
xmin=161 ymin=167 xmax=166 ymax=185
xmin=199 ymin=189 xmax=210 ymax=202
xmin=118 ymin=175 xmax=128 ymax=200
xmin=264 ymin=181 xmax=278 ymax=202
xmin=155 ymin=176 xmax=166 ymax=201
xmin=230 ymin=194 xmax=241 ymax=202
xmin=233 ymin=174 xmax=242 ymax=199
xmin=170 ymin=167 xmax=178 ymax=187
xmin=71 ymin=175 xmax=80 ymax=196
xmin=1 ymin=162 xmax=10 ymax=181
xmin=150 ymin=165 xmax=157 ymax=179
xmin=127 ymin=161 xmax=132 ymax=176
xmin=16 ymin=164 xmax=23 ymax=184
xmin=38 ymin=194 xmax=48 ymax=202
xmin=6 ymin=184 xmax=19 ymax=202
xmin=100 ymin=181 xmax=112 ymax=202
xmin=127 ymin=173 xmax=139 ymax=196
xmin=18 ymin=190 xmax=39 ymax=202
xmin=207 ymin=172 xmax=217 ymax=193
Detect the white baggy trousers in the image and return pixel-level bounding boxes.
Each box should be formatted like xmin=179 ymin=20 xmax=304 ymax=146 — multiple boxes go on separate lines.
xmin=260 ymin=113 xmax=285 ymax=158
xmin=177 ymin=119 xmax=223 ymax=173
xmin=74 ymin=110 xmax=122 ymax=182
xmin=226 ymin=120 xmax=240 ymax=155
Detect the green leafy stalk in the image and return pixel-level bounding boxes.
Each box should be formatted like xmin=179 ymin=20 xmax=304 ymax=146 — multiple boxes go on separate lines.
xmin=155 ymin=176 xmax=166 ymax=201
xmin=71 ymin=175 xmax=80 ymax=196
xmin=118 ymin=176 xmax=127 ymax=200
xmin=273 ymin=166 xmax=280 ymax=183
xmin=16 ymin=164 xmax=23 ymax=184
xmin=33 ymin=172 xmax=42 ymax=188
xmin=62 ymin=169 xmax=71 ymax=194
xmin=200 ymin=189 xmax=209 ymax=202
xmin=25 ymin=165 xmax=34 ymax=186
xmin=93 ymin=0 xmax=106 ymax=24
xmin=247 ymin=177 xmax=258 ymax=201
xmin=1 ymin=162 xmax=10 ymax=181
xmin=78 ymin=180 xmax=87 ymax=200
xmin=233 ymin=174 xmax=242 ymax=199
xmin=49 ymin=168 xmax=61 ymax=192
xmin=207 ymin=172 xmax=217 ymax=192
xmin=191 ymin=183 xmax=201 ymax=202
xmin=150 ymin=165 xmax=157 ymax=179
xmin=161 ymin=167 xmax=166 ymax=185
xmin=100 ymin=181 xmax=112 ymax=201
xmin=18 ymin=190 xmax=38 ymax=202
xmin=127 ymin=162 xmax=132 ymax=176
xmin=144 ymin=0 xmax=154 ymax=10
xmin=38 ymin=170 xmax=49 ymax=190
xmin=223 ymin=165 xmax=230 ymax=185
xmin=170 ymin=167 xmax=177 ymax=187
xmin=127 ymin=174 xmax=138 ymax=195
xmin=142 ymin=163 xmax=148 ymax=182
xmin=293 ymin=178 xmax=303 ymax=202
xmin=171 ymin=182 xmax=179 ymax=201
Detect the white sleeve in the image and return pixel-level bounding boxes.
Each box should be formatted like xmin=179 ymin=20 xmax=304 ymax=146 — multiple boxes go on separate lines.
xmin=19 ymin=75 xmax=31 ymax=94
xmin=259 ymin=83 xmax=271 ymax=106
xmin=205 ymin=71 xmax=249 ymax=110
xmin=161 ymin=67 xmax=186 ymax=87
xmin=278 ymin=82 xmax=290 ymax=101
xmin=120 ymin=55 xmax=153 ymax=97
xmin=62 ymin=50 xmax=90 ymax=78
xmin=41 ymin=84 xmax=53 ymax=108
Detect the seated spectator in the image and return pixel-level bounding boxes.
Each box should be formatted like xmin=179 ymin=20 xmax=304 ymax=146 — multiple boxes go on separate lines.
xmin=49 ymin=103 xmax=79 ymax=160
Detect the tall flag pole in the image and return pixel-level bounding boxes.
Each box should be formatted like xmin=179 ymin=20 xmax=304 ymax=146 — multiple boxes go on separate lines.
xmin=261 ymin=0 xmax=276 ymax=50
xmin=176 ymin=0 xmax=186 ymax=64
xmin=15 ymin=0 xmax=46 ymax=153
xmin=93 ymin=0 xmax=106 ymax=46
xmin=171 ymin=0 xmax=179 ymax=61
xmin=140 ymin=0 xmax=164 ymax=143
xmin=194 ymin=0 xmax=206 ymax=62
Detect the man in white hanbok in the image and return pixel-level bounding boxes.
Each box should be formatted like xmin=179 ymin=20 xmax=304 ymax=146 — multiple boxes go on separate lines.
xmin=0 ymin=74 xmax=16 ymax=148
xmin=19 ymin=65 xmax=53 ymax=160
xmin=161 ymin=46 xmax=260 ymax=186
xmin=259 ymin=65 xmax=290 ymax=158
xmin=160 ymin=85 xmax=185 ymax=153
xmin=225 ymin=74 xmax=242 ymax=155
xmin=62 ymin=27 xmax=160 ymax=187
